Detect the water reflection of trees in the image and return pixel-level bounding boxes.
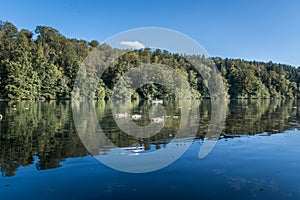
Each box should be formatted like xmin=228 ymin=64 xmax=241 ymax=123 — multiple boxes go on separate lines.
xmin=0 ymin=101 xmax=88 ymax=177
xmin=1 ymin=99 xmax=300 ymax=177
xmin=224 ymin=99 xmax=300 ymax=135
xmin=197 ymin=99 xmax=300 ymax=138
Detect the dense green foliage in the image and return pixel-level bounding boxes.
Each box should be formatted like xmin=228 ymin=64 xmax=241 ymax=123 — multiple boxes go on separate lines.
xmin=0 ymin=21 xmax=90 ymax=100
xmin=214 ymin=58 xmax=300 ymax=99
xmin=1 ymin=21 xmax=300 ymax=100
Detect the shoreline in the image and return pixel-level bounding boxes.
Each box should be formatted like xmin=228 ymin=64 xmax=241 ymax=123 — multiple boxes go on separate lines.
xmin=0 ymin=97 xmax=298 ymax=102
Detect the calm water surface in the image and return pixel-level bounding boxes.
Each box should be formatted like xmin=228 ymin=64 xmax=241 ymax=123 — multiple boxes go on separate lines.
xmin=1 ymin=100 xmax=300 ymax=199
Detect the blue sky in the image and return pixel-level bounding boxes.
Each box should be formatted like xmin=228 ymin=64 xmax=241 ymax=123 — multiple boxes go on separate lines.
xmin=1 ymin=0 xmax=300 ymax=66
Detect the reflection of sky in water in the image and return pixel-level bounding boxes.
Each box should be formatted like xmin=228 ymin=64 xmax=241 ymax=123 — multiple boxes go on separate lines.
xmin=1 ymin=100 xmax=300 ymax=199
xmin=2 ymin=130 xmax=300 ymax=199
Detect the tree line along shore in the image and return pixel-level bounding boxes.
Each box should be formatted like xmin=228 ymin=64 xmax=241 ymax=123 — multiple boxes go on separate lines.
xmin=1 ymin=21 xmax=300 ymax=100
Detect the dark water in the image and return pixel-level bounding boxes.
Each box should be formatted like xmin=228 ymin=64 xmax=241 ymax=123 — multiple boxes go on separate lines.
xmin=1 ymin=100 xmax=300 ymax=199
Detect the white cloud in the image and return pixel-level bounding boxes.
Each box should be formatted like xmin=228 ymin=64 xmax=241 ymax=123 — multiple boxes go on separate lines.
xmin=120 ymin=40 xmax=145 ymax=49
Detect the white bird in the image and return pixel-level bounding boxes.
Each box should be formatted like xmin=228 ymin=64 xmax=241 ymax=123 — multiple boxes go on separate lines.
xmin=0 ymin=114 xmax=2 ymax=120
xmin=151 ymin=116 xmax=165 ymax=123
xmin=132 ymin=114 xmax=142 ymax=120
xmin=113 ymin=113 xmax=128 ymax=118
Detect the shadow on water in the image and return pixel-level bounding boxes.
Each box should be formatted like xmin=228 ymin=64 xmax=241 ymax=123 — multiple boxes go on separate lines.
xmin=0 ymin=99 xmax=300 ymax=177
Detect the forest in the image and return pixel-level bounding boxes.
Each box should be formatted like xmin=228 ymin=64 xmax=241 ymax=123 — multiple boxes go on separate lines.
xmin=1 ymin=21 xmax=300 ymax=100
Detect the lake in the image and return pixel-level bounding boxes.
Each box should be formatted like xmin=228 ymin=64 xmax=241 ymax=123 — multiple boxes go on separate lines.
xmin=1 ymin=99 xmax=300 ymax=199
